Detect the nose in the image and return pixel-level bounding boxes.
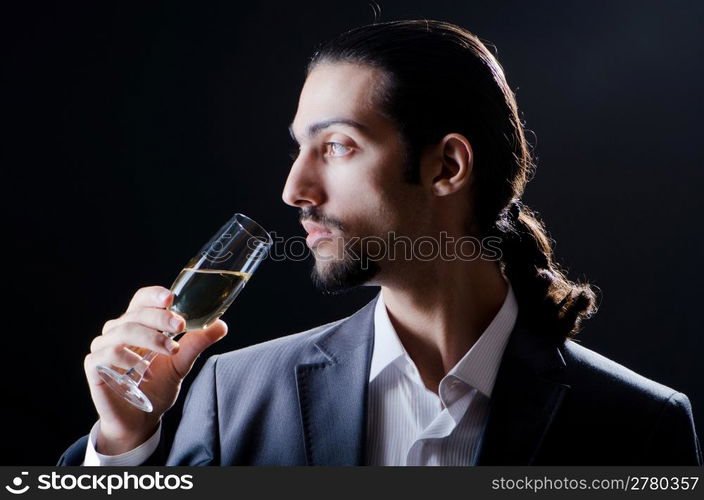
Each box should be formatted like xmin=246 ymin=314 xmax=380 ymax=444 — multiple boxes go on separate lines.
xmin=281 ymin=153 xmax=326 ymax=208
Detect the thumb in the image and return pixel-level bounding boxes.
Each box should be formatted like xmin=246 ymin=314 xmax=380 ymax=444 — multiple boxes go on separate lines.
xmin=170 ymin=320 xmax=228 ymax=379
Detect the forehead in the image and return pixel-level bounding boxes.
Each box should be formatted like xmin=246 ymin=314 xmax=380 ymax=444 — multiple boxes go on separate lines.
xmin=290 ymin=62 xmax=388 ymax=140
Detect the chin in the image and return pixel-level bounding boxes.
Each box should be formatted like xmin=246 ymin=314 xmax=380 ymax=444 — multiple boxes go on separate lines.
xmin=310 ymin=256 xmax=381 ymax=294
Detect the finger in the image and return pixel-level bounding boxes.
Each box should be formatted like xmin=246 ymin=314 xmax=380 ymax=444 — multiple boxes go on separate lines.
xmin=91 ymin=323 xmax=180 ymax=356
xmin=172 ymin=320 xmax=228 ymax=379
xmin=143 ymin=366 xmax=155 ymax=381
xmin=126 ymin=286 xmax=173 ymax=313
xmin=84 ymin=347 xmax=144 ymax=384
xmin=103 ymin=307 xmax=185 ymax=336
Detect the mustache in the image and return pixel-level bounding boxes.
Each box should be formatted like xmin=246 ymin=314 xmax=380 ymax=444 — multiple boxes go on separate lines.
xmin=298 ymin=207 xmax=345 ymax=231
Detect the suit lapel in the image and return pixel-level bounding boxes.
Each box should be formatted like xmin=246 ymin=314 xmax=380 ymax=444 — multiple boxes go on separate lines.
xmin=476 ymin=315 xmax=570 ymax=465
xmin=294 ymin=293 xmax=570 ymax=465
xmin=295 ymin=295 xmax=378 ymax=465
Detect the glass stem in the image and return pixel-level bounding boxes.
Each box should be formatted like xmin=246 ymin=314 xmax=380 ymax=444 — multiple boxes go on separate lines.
xmin=124 ymin=351 xmax=158 ymax=385
xmin=123 ymin=330 xmax=181 ymax=385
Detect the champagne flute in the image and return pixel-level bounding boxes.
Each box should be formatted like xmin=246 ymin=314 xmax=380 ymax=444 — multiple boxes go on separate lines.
xmin=96 ymin=212 xmax=272 ymax=412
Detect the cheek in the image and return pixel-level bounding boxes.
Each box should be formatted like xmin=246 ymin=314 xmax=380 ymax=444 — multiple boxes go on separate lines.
xmin=324 ymin=144 xmax=409 ymax=233
xmin=354 ymin=191 xmax=409 ymax=241
xmin=323 ymin=168 xmax=387 ymax=231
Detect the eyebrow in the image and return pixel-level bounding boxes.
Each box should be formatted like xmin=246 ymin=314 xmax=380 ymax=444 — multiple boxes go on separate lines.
xmin=288 ymin=118 xmax=369 ymax=144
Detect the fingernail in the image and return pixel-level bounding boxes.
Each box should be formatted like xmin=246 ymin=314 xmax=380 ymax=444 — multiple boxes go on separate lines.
xmin=167 ymin=339 xmax=180 ymax=353
xmin=170 ymin=317 xmax=183 ymax=331
xmin=159 ymin=290 xmax=171 ymax=303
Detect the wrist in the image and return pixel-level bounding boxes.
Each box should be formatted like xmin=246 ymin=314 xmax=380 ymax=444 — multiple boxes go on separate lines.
xmin=96 ymin=419 xmax=160 ymax=455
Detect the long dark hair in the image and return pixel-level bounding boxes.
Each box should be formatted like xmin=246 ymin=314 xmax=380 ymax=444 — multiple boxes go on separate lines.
xmin=307 ymin=20 xmax=598 ymax=339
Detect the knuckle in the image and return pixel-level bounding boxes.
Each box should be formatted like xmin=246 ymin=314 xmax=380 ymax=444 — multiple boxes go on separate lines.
xmin=102 ymin=318 xmax=117 ymax=334
xmin=122 ymin=321 xmax=139 ymax=336
xmin=128 ymin=288 xmax=149 ymax=307
xmin=163 ymin=311 xmax=182 ymax=332
xmin=146 ymin=285 xmax=168 ymax=301
xmin=137 ymin=286 xmax=156 ymax=296
xmin=119 ymin=310 xmax=135 ymax=323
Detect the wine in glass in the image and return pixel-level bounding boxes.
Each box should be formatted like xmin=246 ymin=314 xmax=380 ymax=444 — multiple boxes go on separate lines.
xmin=96 ymin=212 xmax=272 ymax=412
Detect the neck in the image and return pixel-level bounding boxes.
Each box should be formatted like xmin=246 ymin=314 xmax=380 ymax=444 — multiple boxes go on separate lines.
xmin=379 ymin=258 xmax=508 ymax=393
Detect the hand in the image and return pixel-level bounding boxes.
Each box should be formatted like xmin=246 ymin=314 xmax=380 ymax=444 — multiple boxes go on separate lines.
xmin=84 ymin=286 xmax=228 ymax=455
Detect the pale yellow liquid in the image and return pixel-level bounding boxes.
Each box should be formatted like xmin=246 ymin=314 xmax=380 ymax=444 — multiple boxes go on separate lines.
xmin=168 ymin=268 xmax=250 ymax=331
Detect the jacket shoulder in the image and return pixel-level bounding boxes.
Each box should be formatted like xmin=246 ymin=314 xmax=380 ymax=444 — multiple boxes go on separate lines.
xmin=552 ymin=339 xmax=702 ymax=465
xmin=561 ymin=339 xmax=679 ymax=402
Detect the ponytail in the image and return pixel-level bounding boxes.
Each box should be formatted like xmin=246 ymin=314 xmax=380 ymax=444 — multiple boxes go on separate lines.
xmin=493 ymin=199 xmax=599 ymax=339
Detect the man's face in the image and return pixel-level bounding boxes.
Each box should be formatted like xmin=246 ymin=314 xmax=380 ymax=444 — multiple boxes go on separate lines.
xmin=282 ymin=62 xmax=427 ymax=292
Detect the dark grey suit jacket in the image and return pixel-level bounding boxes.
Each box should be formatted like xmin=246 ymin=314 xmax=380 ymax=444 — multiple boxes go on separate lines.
xmin=58 ymin=294 xmax=703 ymax=465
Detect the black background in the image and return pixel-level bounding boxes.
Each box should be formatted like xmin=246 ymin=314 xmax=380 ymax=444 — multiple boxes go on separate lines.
xmin=3 ymin=0 xmax=702 ymax=465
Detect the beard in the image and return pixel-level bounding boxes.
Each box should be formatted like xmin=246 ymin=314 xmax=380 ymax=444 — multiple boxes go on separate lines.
xmin=310 ymin=236 xmax=381 ymax=294
xmin=300 ymin=207 xmax=381 ymax=294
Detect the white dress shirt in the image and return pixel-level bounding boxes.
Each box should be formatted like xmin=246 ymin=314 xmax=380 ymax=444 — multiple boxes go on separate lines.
xmin=84 ymin=419 xmax=161 ymax=466
xmin=365 ymin=281 xmax=518 ymax=465
xmin=84 ymin=281 xmax=518 ymax=466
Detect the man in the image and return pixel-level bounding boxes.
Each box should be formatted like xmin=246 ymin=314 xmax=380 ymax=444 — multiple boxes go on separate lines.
xmin=59 ymin=20 xmax=702 ymax=466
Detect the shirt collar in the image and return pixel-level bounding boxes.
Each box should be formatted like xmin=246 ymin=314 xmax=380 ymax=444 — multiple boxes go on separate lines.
xmin=369 ymin=280 xmax=519 ymax=398
xmin=369 ymin=289 xmax=409 ymax=381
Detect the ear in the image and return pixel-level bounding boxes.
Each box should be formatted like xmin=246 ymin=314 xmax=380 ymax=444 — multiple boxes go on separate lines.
xmin=425 ymin=133 xmax=473 ymax=197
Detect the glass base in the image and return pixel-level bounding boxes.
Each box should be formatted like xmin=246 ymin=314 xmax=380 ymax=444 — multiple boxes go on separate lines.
xmin=96 ymin=365 xmax=154 ymax=412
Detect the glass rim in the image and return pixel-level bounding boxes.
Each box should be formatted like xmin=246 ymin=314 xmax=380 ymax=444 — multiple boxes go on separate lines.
xmin=233 ymin=212 xmax=273 ymax=246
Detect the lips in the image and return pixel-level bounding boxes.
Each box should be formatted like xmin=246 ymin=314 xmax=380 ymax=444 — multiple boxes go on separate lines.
xmin=301 ymin=220 xmax=334 ymax=248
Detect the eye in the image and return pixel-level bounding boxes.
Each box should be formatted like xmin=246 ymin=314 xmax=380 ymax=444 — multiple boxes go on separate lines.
xmin=323 ymin=142 xmax=352 ymax=157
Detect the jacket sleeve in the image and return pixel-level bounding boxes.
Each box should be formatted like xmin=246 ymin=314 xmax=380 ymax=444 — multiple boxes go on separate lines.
xmin=56 ymin=435 xmax=90 ymax=466
xmin=57 ymin=355 xmax=221 ymax=467
xmin=644 ymin=391 xmax=703 ymax=466
xmin=166 ymin=355 xmax=220 ymax=465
